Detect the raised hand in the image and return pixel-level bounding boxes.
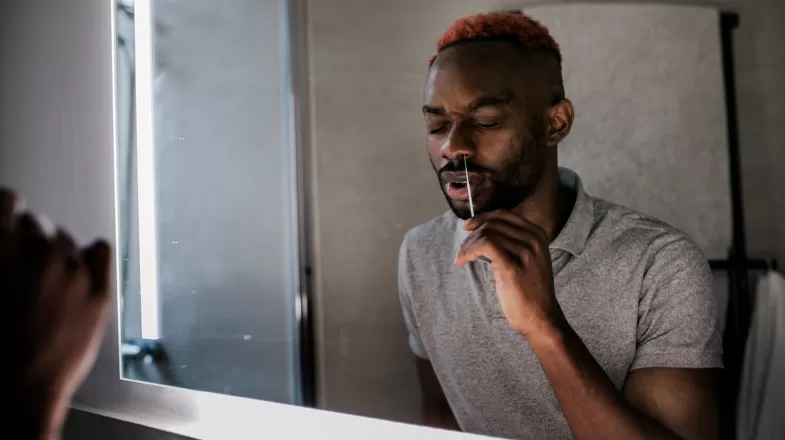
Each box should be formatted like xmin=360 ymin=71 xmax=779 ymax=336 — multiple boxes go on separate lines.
xmin=1 ymin=188 xmax=112 ymax=440
xmin=455 ymin=210 xmax=567 ymax=338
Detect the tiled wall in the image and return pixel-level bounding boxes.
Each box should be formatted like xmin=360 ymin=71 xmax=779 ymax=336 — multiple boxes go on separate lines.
xmin=307 ymin=0 xmax=785 ymax=424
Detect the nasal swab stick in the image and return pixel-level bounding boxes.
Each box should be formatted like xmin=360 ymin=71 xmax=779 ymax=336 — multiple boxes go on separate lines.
xmin=463 ymin=155 xmax=490 ymax=263
xmin=464 ymin=155 xmax=475 ymax=217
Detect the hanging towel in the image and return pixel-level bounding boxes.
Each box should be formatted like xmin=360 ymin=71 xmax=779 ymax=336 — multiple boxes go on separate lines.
xmin=737 ymin=270 xmax=785 ymax=440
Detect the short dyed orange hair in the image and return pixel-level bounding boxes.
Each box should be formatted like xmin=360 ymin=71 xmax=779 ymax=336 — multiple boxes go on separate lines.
xmin=429 ymin=12 xmax=561 ymax=68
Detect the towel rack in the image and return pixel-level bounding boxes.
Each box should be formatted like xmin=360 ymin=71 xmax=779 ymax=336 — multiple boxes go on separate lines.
xmin=709 ymin=258 xmax=778 ymax=272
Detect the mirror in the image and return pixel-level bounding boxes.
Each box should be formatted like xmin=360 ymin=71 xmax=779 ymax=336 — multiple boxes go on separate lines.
xmin=116 ymin=0 xmax=304 ymax=404
xmin=115 ymin=1 xmax=762 ymax=439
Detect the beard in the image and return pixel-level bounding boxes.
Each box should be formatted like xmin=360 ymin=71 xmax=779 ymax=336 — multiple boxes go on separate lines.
xmin=433 ymin=126 xmax=548 ymax=220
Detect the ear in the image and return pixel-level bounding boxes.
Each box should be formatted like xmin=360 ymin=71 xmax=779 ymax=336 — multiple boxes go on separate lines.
xmin=546 ymin=99 xmax=574 ymax=147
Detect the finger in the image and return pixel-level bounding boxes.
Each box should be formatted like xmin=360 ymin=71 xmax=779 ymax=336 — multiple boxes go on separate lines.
xmin=464 ymin=210 xmax=548 ymax=242
xmin=460 ymin=219 xmax=548 ymax=265
xmin=464 ymin=210 xmax=525 ymax=229
xmin=460 ymin=227 xmax=528 ymax=259
xmin=456 ymin=230 xmax=521 ymax=267
xmin=39 ymin=243 xmax=72 ymax=302
xmin=68 ymin=262 xmax=92 ymax=300
xmin=0 ymin=189 xmax=19 ymax=259
xmin=6 ymin=214 xmax=53 ymax=316
xmin=0 ymin=187 xmax=21 ymax=229
xmin=12 ymin=212 xmax=52 ymax=266
xmin=81 ymin=240 xmax=112 ymax=298
xmin=54 ymin=229 xmax=81 ymax=272
xmin=465 ymin=211 xmax=547 ymax=241
xmin=478 ymin=219 xmax=551 ymax=256
xmin=456 ymin=237 xmax=516 ymax=268
xmin=15 ymin=212 xmax=53 ymax=241
xmin=470 ymin=219 xmax=536 ymax=243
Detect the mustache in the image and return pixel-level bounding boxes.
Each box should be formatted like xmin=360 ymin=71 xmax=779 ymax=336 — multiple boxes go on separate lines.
xmin=437 ymin=159 xmax=492 ymax=176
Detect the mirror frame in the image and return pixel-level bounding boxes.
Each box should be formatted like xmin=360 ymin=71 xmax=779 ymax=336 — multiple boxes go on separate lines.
xmin=113 ymin=0 xmax=316 ymax=406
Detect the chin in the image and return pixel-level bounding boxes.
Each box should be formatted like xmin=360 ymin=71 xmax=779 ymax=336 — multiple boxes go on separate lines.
xmin=446 ymin=201 xmax=474 ymax=220
xmin=450 ymin=209 xmax=473 ymax=220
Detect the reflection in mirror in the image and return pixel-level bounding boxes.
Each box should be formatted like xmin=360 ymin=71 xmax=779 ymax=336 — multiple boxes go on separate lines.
xmin=116 ymin=0 xmax=305 ymax=404
xmin=114 ymin=1 xmax=783 ymax=440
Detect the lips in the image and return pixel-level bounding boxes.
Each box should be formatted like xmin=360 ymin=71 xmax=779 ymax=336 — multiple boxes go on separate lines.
xmin=446 ymin=182 xmax=471 ymax=201
xmin=441 ymin=171 xmax=484 ymax=201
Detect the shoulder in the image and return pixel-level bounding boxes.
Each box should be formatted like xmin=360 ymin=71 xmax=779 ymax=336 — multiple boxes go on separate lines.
xmin=398 ymin=211 xmax=457 ymax=285
xmin=400 ymin=210 xmax=457 ymax=259
xmin=589 ymin=197 xmax=712 ymax=290
xmin=590 ymin=197 xmax=707 ymax=263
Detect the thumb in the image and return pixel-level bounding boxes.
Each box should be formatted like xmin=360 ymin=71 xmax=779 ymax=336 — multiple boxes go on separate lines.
xmin=81 ymin=240 xmax=112 ymax=297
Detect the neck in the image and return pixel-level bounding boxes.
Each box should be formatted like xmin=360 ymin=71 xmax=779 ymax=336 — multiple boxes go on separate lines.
xmin=510 ymin=166 xmax=570 ymax=243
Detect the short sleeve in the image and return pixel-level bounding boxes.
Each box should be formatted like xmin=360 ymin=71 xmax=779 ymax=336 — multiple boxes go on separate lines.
xmin=398 ymin=235 xmax=429 ymax=359
xmin=632 ymin=237 xmax=723 ymax=370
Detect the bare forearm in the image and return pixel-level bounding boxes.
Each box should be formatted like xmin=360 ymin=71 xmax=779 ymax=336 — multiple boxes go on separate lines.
xmin=422 ymin=400 xmax=461 ymax=431
xmin=415 ymin=356 xmax=461 ymax=431
xmin=527 ymin=324 xmax=680 ymax=440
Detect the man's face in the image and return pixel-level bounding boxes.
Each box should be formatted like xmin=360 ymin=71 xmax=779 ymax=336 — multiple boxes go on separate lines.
xmin=423 ymin=41 xmax=551 ymax=220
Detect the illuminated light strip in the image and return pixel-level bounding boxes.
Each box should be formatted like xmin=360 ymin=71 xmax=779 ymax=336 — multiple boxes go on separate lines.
xmin=134 ymin=0 xmax=160 ymax=340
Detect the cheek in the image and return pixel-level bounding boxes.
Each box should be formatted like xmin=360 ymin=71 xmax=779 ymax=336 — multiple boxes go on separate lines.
xmin=476 ymin=129 xmax=522 ymax=162
xmin=480 ymin=132 xmax=532 ymax=180
xmin=426 ymin=137 xmax=444 ymax=162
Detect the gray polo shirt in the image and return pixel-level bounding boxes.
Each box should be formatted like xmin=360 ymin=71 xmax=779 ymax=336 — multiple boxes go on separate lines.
xmin=398 ymin=168 xmax=723 ymax=440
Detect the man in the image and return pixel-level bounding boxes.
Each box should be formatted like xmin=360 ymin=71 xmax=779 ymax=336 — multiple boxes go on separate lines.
xmin=399 ymin=12 xmax=722 ymax=440
xmin=2 ymin=188 xmax=112 ymax=440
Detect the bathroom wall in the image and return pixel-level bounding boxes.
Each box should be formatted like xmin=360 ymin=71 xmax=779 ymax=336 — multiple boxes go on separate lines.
xmin=306 ymin=0 xmax=785 ymax=424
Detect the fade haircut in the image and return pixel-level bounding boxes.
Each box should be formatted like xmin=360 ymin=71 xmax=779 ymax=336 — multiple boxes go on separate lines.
xmin=429 ymin=12 xmax=565 ymax=104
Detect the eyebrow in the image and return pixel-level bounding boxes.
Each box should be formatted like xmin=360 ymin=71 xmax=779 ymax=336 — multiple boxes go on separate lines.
xmin=422 ymin=91 xmax=514 ymax=116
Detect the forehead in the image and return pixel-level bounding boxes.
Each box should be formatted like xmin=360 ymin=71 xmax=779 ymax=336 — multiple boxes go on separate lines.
xmin=424 ymin=40 xmax=530 ymax=109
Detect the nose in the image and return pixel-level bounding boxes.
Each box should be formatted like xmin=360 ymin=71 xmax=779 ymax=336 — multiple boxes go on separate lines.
xmin=440 ymin=122 xmax=475 ymax=161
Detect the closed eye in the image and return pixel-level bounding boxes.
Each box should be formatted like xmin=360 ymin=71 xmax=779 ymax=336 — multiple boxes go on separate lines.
xmin=476 ymin=121 xmax=500 ymax=129
xmin=428 ymin=124 xmax=449 ymax=135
